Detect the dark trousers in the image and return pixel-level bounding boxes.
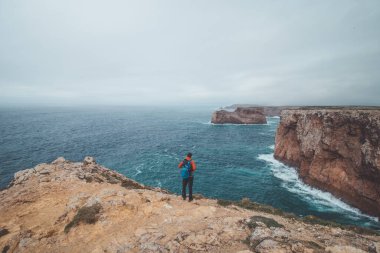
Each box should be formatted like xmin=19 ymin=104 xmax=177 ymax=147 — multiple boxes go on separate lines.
xmin=182 ymin=177 xmax=193 ymax=200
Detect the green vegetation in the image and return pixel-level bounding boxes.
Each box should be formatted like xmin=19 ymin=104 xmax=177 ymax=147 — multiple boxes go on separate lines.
xmin=64 ymin=203 xmax=102 ymax=233
xmin=121 ymin=179 xmax=144 ymax=189
xmin=217 ymin=198 xmax=380 ymax=236
xmin=217 ymin=198 xmax=296 ymax=219
xmin=216 ymin=199 xmax=233 ymax=207
xmin=192 ymin=193 xmax=205 ymax=200
xmin=247 ymin=216 xmax=284 ymax=229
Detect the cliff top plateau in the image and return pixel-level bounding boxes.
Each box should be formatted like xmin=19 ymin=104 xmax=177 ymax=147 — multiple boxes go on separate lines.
xmin=1 ymin=157 xmax=380 ymax=253
xmin=221 ymin=105 xmax=380 ymax=117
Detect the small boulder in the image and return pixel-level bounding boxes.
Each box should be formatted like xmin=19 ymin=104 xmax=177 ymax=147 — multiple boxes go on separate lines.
xmin=39 ymin=177 xmax=50 ymax=183
xmin=13 ymin=169 xmax=34 ymax=185
xmin=38 ymin=169 xmax=51 ymax=175
xmin=291 ymin=242 xmax=305 ymax=253
xmin=250 ymin=227 xmax=272 ymax=242
xmin=255 ymin=239 xmax=285 ymax=253
xmin=325 ymin=245 xmax=367 ymax=253
xmin=52 ymin=157 xmax=66 ymax=164
xmin=83 ymin=156 xmax=96 ymax=165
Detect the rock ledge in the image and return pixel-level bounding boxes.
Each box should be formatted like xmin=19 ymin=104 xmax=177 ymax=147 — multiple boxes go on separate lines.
xmin=1 ymin=157 xmax=379 ymax=253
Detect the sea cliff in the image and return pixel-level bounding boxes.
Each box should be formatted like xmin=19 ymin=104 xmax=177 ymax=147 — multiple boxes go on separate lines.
xmin=274 ymin=108 xmax=380 ymax=218
xmin=1 ymin=157 xmax=379 ymax=253
xmin=211 ymin=107 xmax=267 ymax=124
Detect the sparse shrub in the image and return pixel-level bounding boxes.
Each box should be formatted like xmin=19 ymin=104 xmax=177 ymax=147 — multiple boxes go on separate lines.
xmin=241 ymin=198 xmax=251 ymax=206
xmin=218 ymin=197 xmax=380 ymax=236
xmin=192 ymin=193 xmax=205 ymax=200
xmin=64 ymin=203 xmax=102 ymax=233
xmin=0 ymin=228 xmax=9 ymax=237
xmin=301 ymin=240 xmax=323 ymax=250
xmin=248 ymin=215 xmax=284 ymax=229
xmin=121 ymin=179 xmax=144 ymax=189
xmin=302 ymin=215 xmax=340 ymax=227
xmin=217 ymin=199 xmax=233 ymax=206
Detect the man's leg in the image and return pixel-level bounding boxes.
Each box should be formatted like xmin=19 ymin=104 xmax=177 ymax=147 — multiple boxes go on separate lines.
xmin=188 ymin=177 xmax=194 ymax=201
xmin=182 ymin=178 xmax=188 ymax=200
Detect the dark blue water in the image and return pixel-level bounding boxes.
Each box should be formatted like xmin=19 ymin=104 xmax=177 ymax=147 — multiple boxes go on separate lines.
xmin=0 ymin=106 xmax=379 ymax=230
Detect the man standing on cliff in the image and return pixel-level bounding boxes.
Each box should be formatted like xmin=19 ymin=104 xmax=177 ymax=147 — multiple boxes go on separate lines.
xmin=178 ymin=153 xmax=196 ymax=201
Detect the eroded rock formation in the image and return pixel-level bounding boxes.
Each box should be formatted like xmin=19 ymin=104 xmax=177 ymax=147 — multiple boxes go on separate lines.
xmin=274 ymin=109 xmax=380 ymax=218
xmin=1 ymin=157 xmax=380 ymax=252
xmin=212 ymin=107 xmax=267 ymax=124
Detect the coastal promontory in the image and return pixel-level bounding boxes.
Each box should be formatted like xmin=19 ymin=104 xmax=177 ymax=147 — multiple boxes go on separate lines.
xmin=1 ymin=157 xmax=379 ymax=252
xmin=211 ymin=107 xmax=267 ymax=124
xmin=274 ymin=107 xmax=380 ymax=218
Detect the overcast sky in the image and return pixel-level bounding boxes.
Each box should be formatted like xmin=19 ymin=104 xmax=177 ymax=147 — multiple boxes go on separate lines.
xmin=1 ymin=0 xmax=379 ymax=107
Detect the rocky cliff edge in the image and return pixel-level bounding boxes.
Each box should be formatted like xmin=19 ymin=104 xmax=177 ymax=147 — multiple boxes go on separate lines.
xmin=274 ymin=109 xmax=380 ymax=219
xmin=1 ymin=157 xmax=380 ymax=253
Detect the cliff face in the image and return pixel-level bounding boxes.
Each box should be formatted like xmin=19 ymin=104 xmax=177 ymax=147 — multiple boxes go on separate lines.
xmin=274 ymin=109 xmax=380 ymax=218
xmin=211 ymin=107 xmax=267 ymax=124
xmin=1 ymin=157 xmax=379 ymax=253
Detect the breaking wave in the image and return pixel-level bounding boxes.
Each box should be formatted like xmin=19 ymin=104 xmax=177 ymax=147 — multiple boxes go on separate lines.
xmin=257 ymin=153 xmax=379 ymax=222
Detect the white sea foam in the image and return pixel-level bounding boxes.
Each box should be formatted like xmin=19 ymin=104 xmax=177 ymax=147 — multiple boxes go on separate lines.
xmin=133 ymin=164 xmax=143 ymax=176
xmin=268 ymin=145 xmax=275 ymax=150
xmin=258 ymin=153 xmax=379 ymax=222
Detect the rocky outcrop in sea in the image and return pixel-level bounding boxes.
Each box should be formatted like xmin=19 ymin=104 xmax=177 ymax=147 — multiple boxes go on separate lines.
xmin=274 ymin=108 xmax=380 ymax=218
xmin=212 ymin=107 xmax=267 ymax=124
xmin=1 ymin=157 xmax=380 ymax=253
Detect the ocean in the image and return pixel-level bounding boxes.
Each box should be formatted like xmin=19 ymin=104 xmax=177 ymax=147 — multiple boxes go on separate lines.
xmin=0 ymin=106 xmax=379 ymax=230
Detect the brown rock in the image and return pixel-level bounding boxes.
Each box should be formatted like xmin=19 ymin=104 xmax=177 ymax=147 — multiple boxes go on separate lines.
xmin=325 ymin=245 xmax=367 ymax=253
xmin=211 ymin=107 xmax=267 ymax=124
xmin=274 ymin=109 xmax=380 ymax=218
xmin=83 ymin=156 xmax=96 ymax=165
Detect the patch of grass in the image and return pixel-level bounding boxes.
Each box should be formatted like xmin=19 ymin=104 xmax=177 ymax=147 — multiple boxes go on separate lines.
xmin=217 ymin=199 xmax=233 ymax=207
xmin=301 ymin=240 xmax=323 ymax=250
xmin=192 ymin=194 xmax=205 ymax=200
xmin=100 ymin=172 xmax=120 ymax=184
xmin=84 ymin=176 xmax=93 ymax=183
xmin=248 ymin=216 xmax=284 ymax=229
xmin=301 ymin=215 xmax=341 ymax=227
xmin=216 ymin=197 xmax=380 ymax=236
xmin=300 ymin=215 xmax=380 ymax=236
xmin=121 ymin=179 xmax=144 ymax=189
xmin=64 ymin=203 xmax=102 ymax=233
xmin=345 ymin=225 xmax=380 ymax=236
xmin=237 ymin=198 xmax=288 ymax=217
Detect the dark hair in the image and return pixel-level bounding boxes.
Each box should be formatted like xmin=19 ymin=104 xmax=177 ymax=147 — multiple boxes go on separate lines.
xmin=187 ymin=152 xmax=192 ymax=158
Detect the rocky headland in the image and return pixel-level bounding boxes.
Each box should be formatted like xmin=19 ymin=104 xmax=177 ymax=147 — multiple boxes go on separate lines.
xmin=222 ymin=105 xmax=302 ymax=117
xmin=1 ymin=157 xmax=380 ymax=253
xmin=211 ymin=107 xmax=267 ymax=124
xmin=274 ymin=108 xmax=380 ymax=218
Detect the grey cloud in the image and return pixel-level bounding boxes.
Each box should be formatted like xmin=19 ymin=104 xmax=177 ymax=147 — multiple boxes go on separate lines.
xmin=0 ymin=0 xmax=379 ymax=106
